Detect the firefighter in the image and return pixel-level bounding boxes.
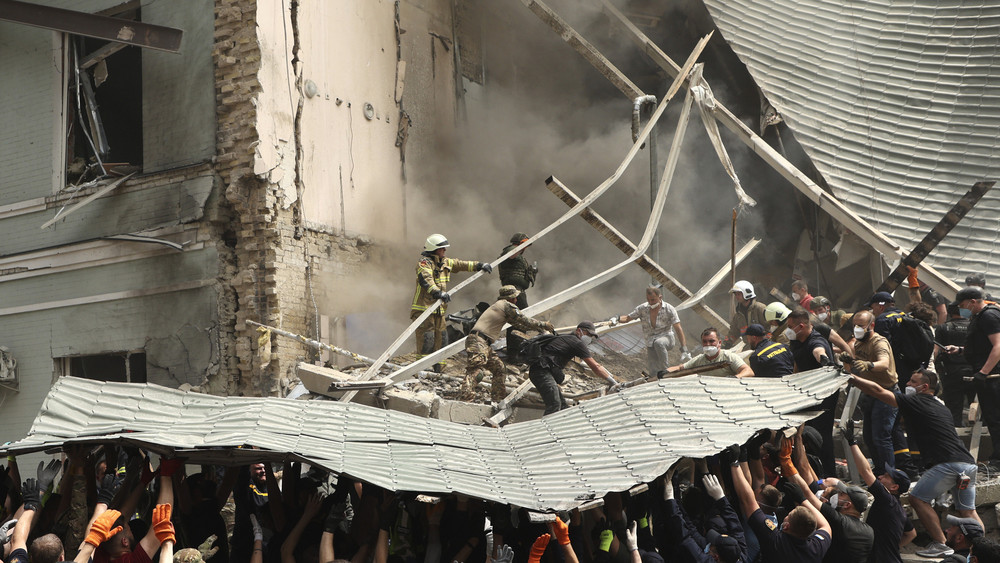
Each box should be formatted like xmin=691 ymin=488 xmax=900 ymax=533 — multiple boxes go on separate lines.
xmin=411 ymin=234 xmax=493 ymax=362
xmin=726 ymin=280 xmax=768 ymax=347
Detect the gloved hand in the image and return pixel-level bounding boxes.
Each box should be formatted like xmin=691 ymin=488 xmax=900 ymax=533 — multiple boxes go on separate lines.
xmin=36 ymin=459 xmax=61 ymax=494
xmin=852 ymin=360 xmax=874 ymax=373
xmin=477 ymin=262 xmax=494 ymax=274
xmin=781 ymin=480 xmax=805 ymax=506
xmin=249 ymin=513 xmax=263 ymax=542
xmin=838 ymin=351 xmax=854 ymax=364
xmin=494 ymin=544 xmax=515 ymax=563
xmin=778 ymin=437 xmax=798 ymax=477
xmin=662 ymin=471 xmax=675 ymax=501
xmin=607 ymin=316 xmax=619 ymax=326
xmin=679 ymin=347 xmax=692 ymax=362
xmin=431 ymin=290 xmax=452 ymax=303
xmin=197 ymin=535 xmax=220 ymax=561
xmin=608 ymin=381 xmax=625 ymax=393
xmin=325 ymin=498 xmax=354 ymax=534
xmin=97 ymin=472 xmax=123 ymax=506
xmin=85 ymin=509 xmax=123 ymax=547
xmin=542 ymin=322 xmax=555 ymax=334
xmin=818 ymin=355 xmax=833 ymax=367
xmin=624 ymin=521 xmax=639 ymax=552
xmin=723 ymin=443 xmax=741 ymax=467
xmin=550 ymin=516 xmax=570 ymax=546
xmin=907 ymin=266 xmax=919 ymax=288
xmin=0 ymin=518 xmax=16 ymax=546
xmin=529 ymin=533 xmax=551 ymax=563
xmin=21 ymin=478 xmax=41 ymax=512
xmin=597 ymin=529 xmax=613 ymax=552
xmin=702 ymin=474 xmax=725 ymax=500
xmin=746 ymin=429 xmax=770 ymax=461
xmin=152 ymin=503 xmax=175 ymax=544
xmin=842 ymin=419 xmax=857 ymax=446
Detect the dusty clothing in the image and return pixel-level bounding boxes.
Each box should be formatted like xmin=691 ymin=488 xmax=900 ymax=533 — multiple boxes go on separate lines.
xmin=627 ymin=301 xmax=680 ymax=348
xmin=528 ymin=335 xmax=592 ymax=414
xmin=681 ymin=349 xmax=747 ymax=377
xmin=498 ymin=244 xmax=535 ymax=291
xmin=853 ymin=332 xmax=897 ymax=388
xmin=463 ymin=300 xmax=547 ymax=400
xmin=728 ymin=299 xmax=768 ymax=344
xmin=411 ymin=254 xmax=478 ymax=314
xmin=470 ymin=300 xmax=546 ymax=341
xmin=748 ymin=338 xmax=793 ymax=377
xmin=411 ymin=309 xmax=447 ymax=354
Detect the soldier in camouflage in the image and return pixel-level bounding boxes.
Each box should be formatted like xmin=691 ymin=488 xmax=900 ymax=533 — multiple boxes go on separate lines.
xmin=498 ymin=233 xmax=537 ymax=362
xmin=462 ymin=285 xmax=553 ymax=402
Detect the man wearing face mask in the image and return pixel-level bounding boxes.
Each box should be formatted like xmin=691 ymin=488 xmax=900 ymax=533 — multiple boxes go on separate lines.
xmin=952 ymin=287 xmax=1000 ymax=472
xmin=935 ymin=302 xmax=975 ymax=427
xmin=850 ymin=369 xmax=983 ymax=559
xmin=725 ymin=280 xmax=768 ymax=348
xmin=786 ymin=309 xmax=837 ymax=475
xmin=526 ymin=321 xmax=619 ymax=415
xmin=612 ymin=285 xmax=689 ymax=376
xmin=790 ymin=279 xmax=814 ymax=310
xmin=845 ymin=310 xmax=912 ymax=476
xmin=668 ymin=327 xmax=753 ymax=378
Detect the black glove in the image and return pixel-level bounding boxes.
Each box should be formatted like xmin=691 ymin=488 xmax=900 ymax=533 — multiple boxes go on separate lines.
xmin=477 ymin=262 xmax=493 ymax=274
xmin=430 ymin=289 xmax=451 ymax=303
xmin=97 ymin=472 xmax=123 ymax=506
xmin=36 ymin=459 xmax=61 ymax=495
xmin=818 ymin=355 xmax=833 ymax=367
xmin=838 ymin=352 xmax=853 ymax=364
xmin=21 ymin=478 xmax=40 ymax=512
xmin=723 ymin=444 xmax=741 ymax=467
xmin=746 ymin=429 xmax=770 ymax=461
xmin=781 ymin=480 xmax=805 ymax=506
xmin=842 ymin=419 xmax=857 ymax=446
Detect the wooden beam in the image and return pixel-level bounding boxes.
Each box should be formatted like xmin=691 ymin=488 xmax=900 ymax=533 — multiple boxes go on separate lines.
xmin=876 ymin=181 xmax=994 ymax=293
xmin=521 ymin=0 xmax=643 ymax=99
xmin=484 ymin=379 xmax=535 ymax=427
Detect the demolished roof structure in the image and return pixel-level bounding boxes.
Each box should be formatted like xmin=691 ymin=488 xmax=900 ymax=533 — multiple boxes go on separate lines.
xmin=701 ymin=0 xmax=1000 ymax=285
xmin=4 ymin=369 xmax=845 ymax=511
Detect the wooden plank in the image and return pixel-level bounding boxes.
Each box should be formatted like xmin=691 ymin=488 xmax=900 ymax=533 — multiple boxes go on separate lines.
xmin=484 ymin=379 xmax=535 ymax=427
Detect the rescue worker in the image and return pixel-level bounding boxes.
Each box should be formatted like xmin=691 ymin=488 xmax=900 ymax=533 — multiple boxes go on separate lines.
xmin=668 ymin=327 xmax=753 ymax=378
xmin=726 ymin=280 xmax=768 ymax=348
xmin=462 ymin=285 xmax=554 ymax=402
xmin=526 ymin=321 xmax=619 ymax=415
xmin=935 ymin=301 xmax=975 ymax=426
xmin=745 ymin=323 xmax=793 ymax=377
xmin=791 ymin=279 xmax=814 ymax=310
xmin=498 ymin=232 xmax=537 ymax=362
xmin=764 ymin=301 xmax=792 ymax=344
xmin=411 ymin=234 xmax=493 ymax=359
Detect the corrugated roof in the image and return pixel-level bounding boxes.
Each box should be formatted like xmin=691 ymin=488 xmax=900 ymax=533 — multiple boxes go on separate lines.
xmin=702 ymin=0 xmax=1000 ymax=282
xmin=3 ymin=371 xmax=845 ymax=511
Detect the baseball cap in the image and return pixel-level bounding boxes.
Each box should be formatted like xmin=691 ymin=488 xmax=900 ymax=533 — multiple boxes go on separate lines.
xmin=577 ymin=321 xmax=599 ymax=337
xmin=883 ymin=462 xmax=911 ymax=494
xmin=864 ymin=291 xmax=895 ymax=307
xmin=834 ymin=482 xmax=869 ymax=512
xmin=705 ymin=530 xmax=742 ymax=563
xmin=945 ymin=514 xmax=984 ymax=539
xmin=956 ymin=287 xmax=985 ymax=303
xmin=966 ymin=272 xmax=987 ymax=287
xmin=745 ymin=324 xmax=766 ymax=337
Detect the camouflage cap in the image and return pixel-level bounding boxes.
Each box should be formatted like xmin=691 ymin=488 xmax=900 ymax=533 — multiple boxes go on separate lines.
xmin=509 ymin=232 xmax=530 ymax=244
xmin=499 ymin=285 xmax=521 ymax=300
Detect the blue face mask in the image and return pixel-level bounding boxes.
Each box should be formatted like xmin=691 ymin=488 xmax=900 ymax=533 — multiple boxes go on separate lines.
xmin=960 ymin=308 xmax=972 ymax=318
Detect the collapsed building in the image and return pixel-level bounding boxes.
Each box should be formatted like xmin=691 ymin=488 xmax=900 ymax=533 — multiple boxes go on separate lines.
xmin=0 ymin=0 xmax=996 ymax=458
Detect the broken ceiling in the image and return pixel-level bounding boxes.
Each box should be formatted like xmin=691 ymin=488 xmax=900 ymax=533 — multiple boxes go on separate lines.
xmin=701 ymin=0 xmax=1000 ymax=283
xmin=4 ymin=370 xmax=845 ymax=511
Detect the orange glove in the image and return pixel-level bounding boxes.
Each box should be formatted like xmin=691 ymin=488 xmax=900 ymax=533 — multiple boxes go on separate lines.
xmin=85 ymin=509 xmax=123 ymax=547
xmin=907 ymin=266 xmax=919 ymax=288
xmin=779 ymin=437 xmax=798 ymax=478
xmin=152 ymin=504 xmax=175 ymax=544
xmin=529 ymin=533 xmax=551 ymax=563
xmin=550 ymin=517 xmax=571 ymax=546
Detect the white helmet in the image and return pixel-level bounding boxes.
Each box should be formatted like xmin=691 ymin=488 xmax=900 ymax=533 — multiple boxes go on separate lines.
xmin=764 ymin=301 xmax=791 ymax=323
xmin=731 ymin=280 xmax=756 ymax=300
xmin=423 ymin=234 xmax=450 ymax=252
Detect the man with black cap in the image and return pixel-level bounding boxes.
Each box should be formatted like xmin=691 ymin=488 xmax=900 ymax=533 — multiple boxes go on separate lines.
xmin=935 ymin=301 xmax=976 ymax=426
xmin=499 ymin=232 xmax=537 ymax=361
xmin=952 ymin=286 xmax=1000 ymax=471
xmin=940 ymin=514 xmax=985 ymax=562
xmin=745 ymin=323 xmax=793 ymax=377
xmin=840 ymin=419 xmax=915 ymax=563
xmin=525 ymin=321 xmax=619 ymax=415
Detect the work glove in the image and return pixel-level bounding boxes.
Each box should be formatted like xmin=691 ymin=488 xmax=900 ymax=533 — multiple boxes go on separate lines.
xmin=85 ymin=509 xmax=123 ymax=547
xmin=746 ymin=429 xmax=770 ymax=461
xmin=0 ymin=518 xmax=16 ymax=546
xmin=702 ymin=474 xmax=725 ymax=501
xmin=197 ymin=535 xmax=220 ymax=561
xmin=493 ymin=544 xmax=515 ymax=563
xmin=152 ymin=503 xmax=175 ymax=544
xmin=679 ymin=347 xmax=692 ymax=362
xmin=624 ymin=521 xmax=639 ymax=552
xmin=325 ymin=497 xmax=354 ymax=535
xmin=597 ymin=528 xmax=614 ymax=552
xmin=477 ymin=262 xmax=494 ymax=274
xmin=431 ymin=290 xmax=451 ymax=303
xmin=662 ymin=471 xmax=675 ymax=501
xmin=36 ymin=459 xmax=62 ymax=495
xmin=852 ymin=360 xmax=874 ymax=373
xmin=907 ymin=266 xmax=919 ymax=288
xmin=550 ymin=516 xmax=571 ymax=546
xmin=529 ymin=534 xmax=551 ymax=563
xmin=97 ymin=472 xmax=123 ymax=506
xmin=542 ymin=322 xmax=555 ymax=334
xmin=838 ymin=351 xmax=854 ymax=364
xmin=778 ymin=437 xmax=797 ymax=478
xmin=21 ymin=478 xmax=41 ymax=512
xmin=607 ymin=316 xmax=619 ymax=326
xmin=818 ymin=355 xmax=833 ymax=367
xmin=249 ymin=513 xmax=263 ymax=542
xmin=608 ymin=380 xmax=624 ymax=393
xmin=781 ymin=480 xmax=805 ymax=506
xmin=842 ymin=419 xmax=857 ymax=446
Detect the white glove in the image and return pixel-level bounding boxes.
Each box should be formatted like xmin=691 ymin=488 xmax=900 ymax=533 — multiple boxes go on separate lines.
xmin=679 ymin=348 xmax=692 ymax=362
xmin=608 ymin=316 xmax=619 ymax=326
xmin=702 ymin=474 xmax=725 ymax=501
xmin=249 ymin=513 xmax=263 ymax=542
xmin=493 ymin=544 xmax=515 ymax=563
xmin=662 ymin=473 xmax=674 ymax=501
xmin=624 ymin=521 xmax=639 ymax=552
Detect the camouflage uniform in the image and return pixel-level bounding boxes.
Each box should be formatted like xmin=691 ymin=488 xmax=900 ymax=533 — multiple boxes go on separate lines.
xmin=411 ymin=254 xmax=479 ymax=353
xmin=463 ymin=291 xmax=550 ymax=401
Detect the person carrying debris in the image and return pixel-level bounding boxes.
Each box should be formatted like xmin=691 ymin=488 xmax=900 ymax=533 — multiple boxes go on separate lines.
xmin=666 ymin=327 xmax=752 ymax=378
xmin=461 ymin=285 xmax=554 ymax=402
xmin=411 ymin=234 xmax=493 ymax=359
xmin=725 ymin=280 xmax=768 ymax=348
xmin=744 ymin=323 xmax=793 ymax=377
xmin=498 ymin=232 xmax=537 ymax=362
xmin=525 ymin=321 xmax=619 ymax=415
xmin=610 ymin=285 xmax=689 ymax=376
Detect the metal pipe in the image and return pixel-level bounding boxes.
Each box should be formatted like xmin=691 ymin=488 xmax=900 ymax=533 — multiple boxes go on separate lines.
xmin=631 ymin=95 xmax=657 ymax=143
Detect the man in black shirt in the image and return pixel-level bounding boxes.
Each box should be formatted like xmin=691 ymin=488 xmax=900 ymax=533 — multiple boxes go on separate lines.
xmin=941 ymin=514 xmax=985 ymax=562
xmin=851 ymin=369 xmax=983 ymax=559
xmin=935 ymin=302 xmax=975 ymax=426
xmin=786 ymin=309 xmax=837 ymax=475
xmin=527 ymin=321 xmax=619 ymax=415
xmin=746 ymin=324 xmax=793 ymax=377
xmin=953 ymin=287 xmax=1000 ymax=469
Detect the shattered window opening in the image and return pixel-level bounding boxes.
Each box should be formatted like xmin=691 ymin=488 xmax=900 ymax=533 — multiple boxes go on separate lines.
xmin=56 ymin=352 xmax=147 ymax=384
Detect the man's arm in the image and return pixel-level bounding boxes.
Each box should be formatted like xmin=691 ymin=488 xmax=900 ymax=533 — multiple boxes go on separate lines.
xmin=900 ymin=527 xmax=917 ymax=547
xmin=842 ymin=420 xmax=876 ymax=486
xmin=849 ymin=375 xmax=898 ymax=407
xmin=800 ymin=496 xmax=832 ymax=536
xmin=729 ymin=456 xmax=759 ymax=519
xmin=811 ymin=345 xmax=829 ymax=365
xmin=672 ymin=322 xmax=688 ymax=353
xmin=137 ymin=460 xmax=177 ymax=558
xmin=979 ymin=332 xmax=1000 ymax=375
xmin=582 ymin=357 xmax=617 ymax=386
xmin=734 ymin=360 xmax=754 ymax=379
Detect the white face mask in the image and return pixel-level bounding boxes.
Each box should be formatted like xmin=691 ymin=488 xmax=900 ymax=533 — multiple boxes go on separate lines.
xmin=817 ymin=312 xmax=829 ymax=322
xmin=783 ymin=327 xmax=797 ymax=341
xmin=829 ymin=494 xmax=839 ymax=509
xmin=791 ymin=292 xmax=802 ymax=301
xmin=703 ymin=346 xmax=719 ymax=357
xmin=905 ymin=386 xmax=918 ymax=396
xmin=580 ymin=335 xmax=593 ymax=346
xmin=853 ymin=326 xmax=867 ymax=340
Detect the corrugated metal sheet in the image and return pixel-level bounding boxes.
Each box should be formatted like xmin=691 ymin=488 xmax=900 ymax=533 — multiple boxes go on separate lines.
xmin=3 ymin=371 xmax=845 ymax=511
xmin=702 ymin=0 xmax=1000 ymax=282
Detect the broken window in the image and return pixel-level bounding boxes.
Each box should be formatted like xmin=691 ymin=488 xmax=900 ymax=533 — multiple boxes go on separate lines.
xmin=55 ymin=352 xmax=147 ymax=384
xmin=65 ymin=5 xmax=143 ymax=184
